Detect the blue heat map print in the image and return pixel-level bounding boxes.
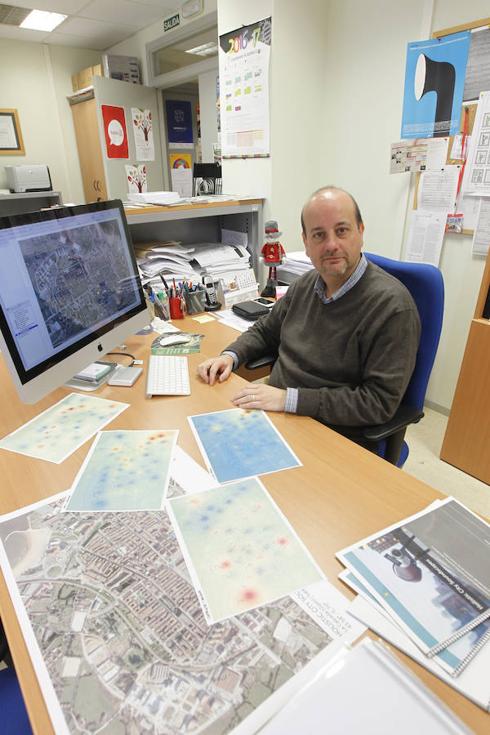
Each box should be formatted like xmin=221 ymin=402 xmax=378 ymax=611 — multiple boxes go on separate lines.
xmin=189 ymin=409 xmax=301 ymax=483
xmin=65 ymin=429 xmax=177 ymax=511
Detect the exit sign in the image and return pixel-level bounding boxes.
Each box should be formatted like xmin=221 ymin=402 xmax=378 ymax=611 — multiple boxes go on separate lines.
xmin=163 ymin=12 xmax=180 ymax=32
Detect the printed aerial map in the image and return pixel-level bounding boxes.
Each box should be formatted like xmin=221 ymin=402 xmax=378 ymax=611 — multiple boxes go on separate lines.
xmin=20 ymin=219 xmax=136 ymax=348
xmin=0 ymin=478 xmax=332 ymax=734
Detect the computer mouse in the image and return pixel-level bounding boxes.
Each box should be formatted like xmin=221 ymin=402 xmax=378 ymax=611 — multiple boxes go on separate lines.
xmin=159 ymin=334 xmax=191 ymax=346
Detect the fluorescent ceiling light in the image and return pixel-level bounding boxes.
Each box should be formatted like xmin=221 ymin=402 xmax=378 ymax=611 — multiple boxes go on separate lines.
xmin=185 ymin=42 xmax=217 ymax=56
xmin=20 ymin=9 xmax=66 ymax=31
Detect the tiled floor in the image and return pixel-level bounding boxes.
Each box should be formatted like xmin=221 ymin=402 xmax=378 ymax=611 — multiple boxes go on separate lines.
xmin=403 ymin=407 xmax=490 ymax=517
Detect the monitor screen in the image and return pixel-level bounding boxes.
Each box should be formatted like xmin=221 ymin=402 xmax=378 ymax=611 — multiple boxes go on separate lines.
xmin=0 ymin=200 xmax=148 ymax=403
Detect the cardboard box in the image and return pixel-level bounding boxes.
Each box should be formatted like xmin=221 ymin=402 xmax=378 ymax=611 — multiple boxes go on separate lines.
xmin=71 ymin=64 xmax=103 ymax=92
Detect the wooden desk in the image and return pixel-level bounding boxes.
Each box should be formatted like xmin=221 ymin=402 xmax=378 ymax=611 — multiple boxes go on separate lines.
xmin=0 ymin=318 xmax=488 ymax=733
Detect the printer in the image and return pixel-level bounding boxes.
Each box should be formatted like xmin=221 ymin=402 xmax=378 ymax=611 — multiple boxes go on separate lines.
xmin=5 ymin=165 xmax=52 ymax=193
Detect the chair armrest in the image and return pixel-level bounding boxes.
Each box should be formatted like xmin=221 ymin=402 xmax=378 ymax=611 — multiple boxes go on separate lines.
xmin=244 ymin=354 xmax=276 ymax=371
xmin=362 ymin=405 xmax=424 ymax=442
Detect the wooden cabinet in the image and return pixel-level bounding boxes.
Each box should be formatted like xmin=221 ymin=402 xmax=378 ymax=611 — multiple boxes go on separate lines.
xmin=68 ymin=76 xmax=164 ymax=204
xmin=440 ymin=250 xmax=490 ymax=484
xmin=71 ymin=96 xmax=108 ymax=203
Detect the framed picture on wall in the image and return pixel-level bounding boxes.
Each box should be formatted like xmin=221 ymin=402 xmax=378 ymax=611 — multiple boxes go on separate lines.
xmin=0 ymin=109 xmax=25 ymax=155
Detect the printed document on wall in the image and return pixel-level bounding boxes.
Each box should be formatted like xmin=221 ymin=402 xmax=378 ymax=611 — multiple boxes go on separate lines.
xmin=390 ymin=138 xmax=449 ymax=174
xmin=462 ymin=91 xmax=490 ymax=195
xmin=472 ymin=198 xmax=490 ymax=256
xmin=219 ymin=17 xmax=271 ymax=157
xmin=406 ymin=210 xmax=446 ymax=266
xmin=418 ymin=166 xmax=459 ymax=211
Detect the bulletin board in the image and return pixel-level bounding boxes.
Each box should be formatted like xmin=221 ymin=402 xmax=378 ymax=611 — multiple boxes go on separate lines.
xmin=411 ymin=16 xmax=490 ymax=235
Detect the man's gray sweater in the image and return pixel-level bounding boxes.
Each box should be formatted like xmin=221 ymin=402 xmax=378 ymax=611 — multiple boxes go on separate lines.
xmin=225 ymin=262 xmax=421 ymax=442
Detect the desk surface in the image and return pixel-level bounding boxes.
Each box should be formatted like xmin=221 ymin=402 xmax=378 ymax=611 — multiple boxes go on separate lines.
xmin=0 ymin=317 xmax=488 ymax=734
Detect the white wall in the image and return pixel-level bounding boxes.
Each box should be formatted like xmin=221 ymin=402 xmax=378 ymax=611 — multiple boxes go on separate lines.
xmin=198 ymin=69 xmax=218 ymax=162
xmin=269 ymin=0 xmax=330 ymax=251
xmin=315 ymin=0 xmax=488 ymax=412
xmin=0 ymin=39 xmax=100 ymax=203
xmin=218 ymin=0 xmax=328 ymax=246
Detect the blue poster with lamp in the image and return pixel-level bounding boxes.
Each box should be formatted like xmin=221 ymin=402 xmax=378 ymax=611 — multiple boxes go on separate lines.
xmin=165 ymin=99 xmax=194 ymax=149
xmin=401 ymin=31 xmax=471 ymax=139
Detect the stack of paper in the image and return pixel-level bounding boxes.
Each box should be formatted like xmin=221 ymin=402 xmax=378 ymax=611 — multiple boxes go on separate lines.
xmin=134 ymin=241 xmax=199 ymax=282
xmin=134 ymin=240 xmax=254 ymax=290
xmin=192 ymin=242 xmax=251 ymax=274
xmin=336 ymin=498 xmax=490 ymax=711
xmin=277 ymin=250 xmax=313 ymax=283
xmin=128 ymin=191 xmax=181 ymax=205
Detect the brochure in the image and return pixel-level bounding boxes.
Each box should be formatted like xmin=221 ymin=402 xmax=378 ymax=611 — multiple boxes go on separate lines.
xmin=337 ymin=498 xmax=490 ymax=677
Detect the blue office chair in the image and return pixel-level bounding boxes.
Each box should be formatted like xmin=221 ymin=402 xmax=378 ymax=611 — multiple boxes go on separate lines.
xmin=361 ymin=252 xmax=444 ymax=467
xmin=245 ymin=253 xmax=444 ymax=468
xmin=0 ymin=667 xmax=32 ymax=734
xmin=0 ymin=621 xmax=32 ymax=734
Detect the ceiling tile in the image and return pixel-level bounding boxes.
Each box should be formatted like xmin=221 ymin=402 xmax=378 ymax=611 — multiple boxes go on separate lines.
xmin=47 ymin=29 xmax=102 ymax=48
xmin=81 ymin=0 xmax=163 ymax=28
xmin=127 ymin=0 xmax=179 ymax=8
xmin=5 ymin=0 xmax=89 ymax=13
xmin=56 ymin=16 xmax=135 ymax=49
xmin=0 ymin=23 xmax=49 ymax=42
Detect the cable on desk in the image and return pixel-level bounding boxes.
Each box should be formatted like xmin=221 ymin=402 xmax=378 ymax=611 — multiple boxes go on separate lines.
xmin=106 ymin=352 xmax=136 ymax=366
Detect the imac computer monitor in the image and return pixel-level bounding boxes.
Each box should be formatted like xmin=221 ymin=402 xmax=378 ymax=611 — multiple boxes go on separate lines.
xmin=0 ymin=200 xmax=148 ymax=403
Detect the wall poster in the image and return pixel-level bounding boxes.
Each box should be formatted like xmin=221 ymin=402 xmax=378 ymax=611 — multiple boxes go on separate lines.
xmin=401 ymin=32 xmax=471 ymax=139
xmin=169 ymin=153 xmax=192 ymax=197
xmin=101 ymin=104 xmax=129 ymax=159
xmin=131 ymin=107 xmax=154 ymax=161
xmin=165 ymin=100 xmax=194 ymax=149
xmin=219 ymin=17 xmax=271 ymax=158
xmin=125 ymin=164 xmax=147 ymax=194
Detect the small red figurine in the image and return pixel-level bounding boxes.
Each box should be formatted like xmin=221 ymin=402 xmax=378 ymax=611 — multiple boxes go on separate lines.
xmin=261 ymin=220 xmax=285 ymax=298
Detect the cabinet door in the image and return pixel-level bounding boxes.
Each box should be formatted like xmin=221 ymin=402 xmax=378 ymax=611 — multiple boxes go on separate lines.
xmin=71 ymin=98 xmax=108 ymax=202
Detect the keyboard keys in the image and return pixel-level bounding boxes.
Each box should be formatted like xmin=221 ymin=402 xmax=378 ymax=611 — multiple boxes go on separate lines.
xmin=146 ymin=355 xmax=191 ymax=397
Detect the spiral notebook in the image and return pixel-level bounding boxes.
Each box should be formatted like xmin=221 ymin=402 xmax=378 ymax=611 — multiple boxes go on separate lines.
xmin=336 ymin=497 xmax=490 ymax=677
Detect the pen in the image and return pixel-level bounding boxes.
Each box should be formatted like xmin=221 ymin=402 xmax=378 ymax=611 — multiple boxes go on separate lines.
xmin=159 ymin=273 xmax=169 ymax=290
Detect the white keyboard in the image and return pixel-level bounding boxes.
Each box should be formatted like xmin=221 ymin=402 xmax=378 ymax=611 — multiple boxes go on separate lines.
xmin=146 ymin=355 xmax=191 ymax=397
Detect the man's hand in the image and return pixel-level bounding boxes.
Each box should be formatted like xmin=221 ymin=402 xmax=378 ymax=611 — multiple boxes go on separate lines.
xmin=232 ymin=384 xmax=286 ymax=412
xmin=197 ymin=355 xmax=234 ymax=385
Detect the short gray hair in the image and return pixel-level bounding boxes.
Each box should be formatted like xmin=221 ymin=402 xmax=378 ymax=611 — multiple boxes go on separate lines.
xmin=301 ymin=186 xmax=363 ymax=233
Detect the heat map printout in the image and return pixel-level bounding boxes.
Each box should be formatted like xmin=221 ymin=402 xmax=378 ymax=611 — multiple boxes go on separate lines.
xmin=65 ymin=430 xmax=178 ymax=512
xmin=188 ymin=408 xmax=301 ymax=483
xmin=168 ymin=477 xmax=323 ymax=623
xmin=0 ymin=393 xmax=129 ymax=464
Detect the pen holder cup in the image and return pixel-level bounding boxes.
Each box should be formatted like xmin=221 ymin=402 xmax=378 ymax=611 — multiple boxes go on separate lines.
xmin=184 ymin=289 xmax=206 ymax=314
xmin=169 ymin=296 xmax=185 ymax=319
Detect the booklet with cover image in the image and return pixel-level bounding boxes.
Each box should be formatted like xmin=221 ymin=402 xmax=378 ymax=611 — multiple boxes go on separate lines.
xmin=337 ymin=498 xmax=490 ymax=677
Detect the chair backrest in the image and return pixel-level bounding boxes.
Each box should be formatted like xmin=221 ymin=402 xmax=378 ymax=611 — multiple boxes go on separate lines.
xmin=365 ymin=252 xmax=444 ymax=410
xmin=0 ymin=667 xmax=32 ymax=734
xmin=193 ymin=162 xmax=222 ymax=196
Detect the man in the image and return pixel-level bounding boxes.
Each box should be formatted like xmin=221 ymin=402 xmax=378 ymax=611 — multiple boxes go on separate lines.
xmin=197 ymin=186 xmax=421 ymax=447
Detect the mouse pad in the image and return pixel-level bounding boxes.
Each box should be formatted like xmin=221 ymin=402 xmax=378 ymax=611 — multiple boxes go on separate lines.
xmin=151 ymin=332 xmax=202 ymax=355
